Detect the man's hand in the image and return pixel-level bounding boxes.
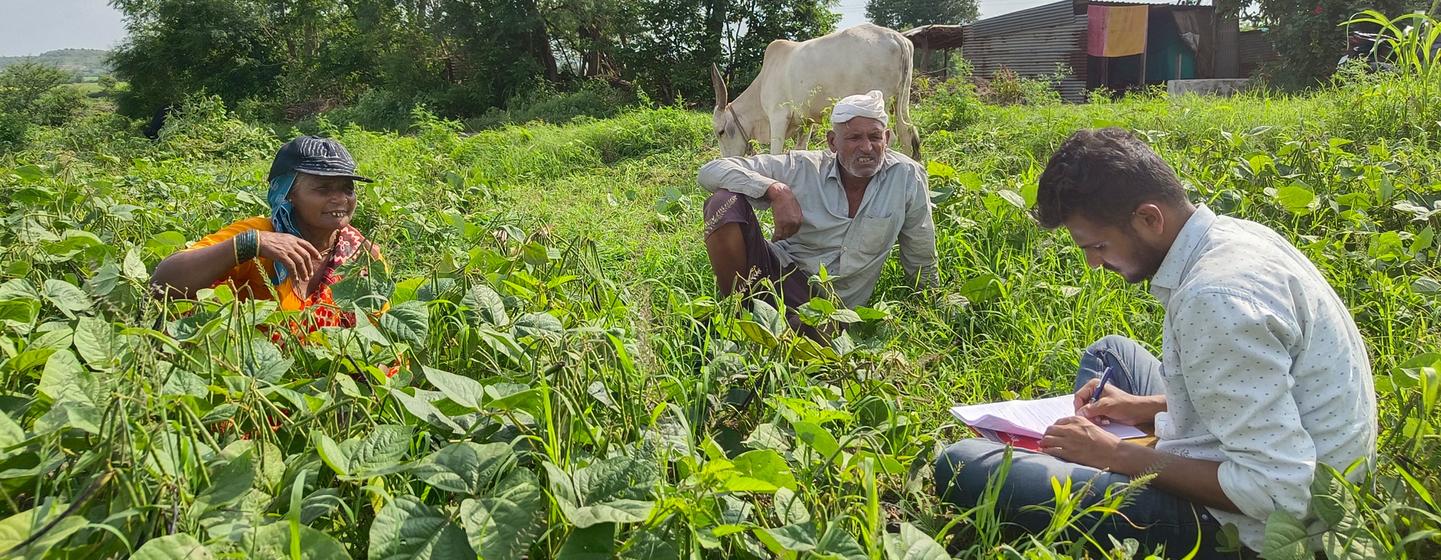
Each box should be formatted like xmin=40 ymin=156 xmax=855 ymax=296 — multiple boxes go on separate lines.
xmin=257 ymin=231 xmax=321 ymax=285
xmin=1073 ymin=378 xmax=1166 ymax=427
xmin=1040 ymin=416 xmax=1124 ymax=470
xmin=765 ymin=181 xmax=803 ymax=241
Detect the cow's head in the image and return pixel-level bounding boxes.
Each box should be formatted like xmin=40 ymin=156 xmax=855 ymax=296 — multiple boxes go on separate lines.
xmin=711 ymin=64 xmax=752 ymax=157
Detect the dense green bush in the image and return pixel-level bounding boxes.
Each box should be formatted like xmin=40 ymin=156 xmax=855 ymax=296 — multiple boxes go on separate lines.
xmin=913 ymin=60 xmax=982 ymax=132
xmin=0 ymin=62 xmax=72 ymax=114
xmin=0 ymin=63 xmax=88 ymax=149
xmin=0 ymin=111 xmax=27 ymax=152
xmin=154 ymin=94 xmax=278 ymax=160
xmin=467 ymin=80 xmax=642 ymax=130
xmin=32 ymin=86 xmax=86 ymax=126
xmin=313 ymin=89 xmax=426 ymax=133
xmin=1248 ymin=0 xmax=1431 ymax=88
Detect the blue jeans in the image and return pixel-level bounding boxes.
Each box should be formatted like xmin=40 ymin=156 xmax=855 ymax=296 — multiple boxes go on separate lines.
xmin=934 ymin=336 xmax=1250 ymax=559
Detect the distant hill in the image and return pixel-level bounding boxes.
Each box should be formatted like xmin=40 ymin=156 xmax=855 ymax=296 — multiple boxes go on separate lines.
xmin=0 ymin=49 xmax=111 ymax=80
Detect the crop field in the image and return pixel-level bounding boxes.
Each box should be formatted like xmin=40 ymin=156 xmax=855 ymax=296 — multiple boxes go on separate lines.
xmin=0 ymin=38 xmax=1438 ymax=560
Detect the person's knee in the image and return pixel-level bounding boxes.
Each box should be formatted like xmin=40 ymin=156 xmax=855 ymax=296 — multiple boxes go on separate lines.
xmin=934 ymin=439 xmax=1003 ymax=502
xmin=938 ymin=439 xmax=998 ymax=468
xmin=1076 ymin=336 xmax=1134 ymax=391
xmin=702 ymin=190 xmax=742 ymax=220
xmin=1087 ymin=334 xmax=1138 ymax=356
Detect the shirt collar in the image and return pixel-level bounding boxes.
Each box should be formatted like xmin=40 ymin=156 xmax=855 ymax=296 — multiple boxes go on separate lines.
xmin=1148 ymin=204 xmax=1217 ymax=301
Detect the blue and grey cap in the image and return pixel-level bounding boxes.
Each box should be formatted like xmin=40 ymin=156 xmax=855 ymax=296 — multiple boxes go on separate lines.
xmin=267 ymin=135 xmax=373 ymax=183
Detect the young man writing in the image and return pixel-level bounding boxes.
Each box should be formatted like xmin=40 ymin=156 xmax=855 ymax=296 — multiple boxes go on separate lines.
xmin=934 ymin=128 xmax=1377 ymax=558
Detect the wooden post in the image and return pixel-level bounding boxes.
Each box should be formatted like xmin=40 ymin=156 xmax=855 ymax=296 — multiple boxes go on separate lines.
xmin=1139 ymin=8 xmax=1150 ymax=86
xmin=919 ymin=38 xmax=932 ymax=77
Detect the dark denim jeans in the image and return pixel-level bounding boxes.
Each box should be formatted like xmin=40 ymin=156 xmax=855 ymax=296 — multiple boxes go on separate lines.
xmin=934 ymin=336 xmax=1253 ymax=559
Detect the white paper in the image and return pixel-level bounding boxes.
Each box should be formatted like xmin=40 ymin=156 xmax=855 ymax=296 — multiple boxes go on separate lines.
xmin=950 ymin=395 xmax=1147 ymax=439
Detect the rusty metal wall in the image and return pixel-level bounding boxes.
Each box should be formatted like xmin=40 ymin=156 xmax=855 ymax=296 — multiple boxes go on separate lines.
xmin=962 ymin=0 xmax=1090 ymax=102
xmin=1237 ymin=29 xmax=1278 ymax=78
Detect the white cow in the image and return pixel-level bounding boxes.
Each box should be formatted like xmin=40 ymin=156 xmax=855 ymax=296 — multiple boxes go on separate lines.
xmin=711 ymin=23 xmax=921 ymax=159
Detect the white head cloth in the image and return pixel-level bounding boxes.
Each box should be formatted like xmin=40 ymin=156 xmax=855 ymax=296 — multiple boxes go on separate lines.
xmin=830 ymin=90 xmax=888 ymax=126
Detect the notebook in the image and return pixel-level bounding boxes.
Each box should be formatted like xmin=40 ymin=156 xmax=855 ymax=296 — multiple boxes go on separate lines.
xmin=950 ymin=395 xmax=1147 ymax=451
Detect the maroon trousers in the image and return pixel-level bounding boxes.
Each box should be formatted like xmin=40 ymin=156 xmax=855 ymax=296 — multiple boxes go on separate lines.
xmin=703 ymin=190 xmax=816 ymax=309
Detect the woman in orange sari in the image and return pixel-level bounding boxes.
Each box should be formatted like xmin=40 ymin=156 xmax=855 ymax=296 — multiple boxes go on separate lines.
xmin=151 ymin=136 xmax=383 ymax=329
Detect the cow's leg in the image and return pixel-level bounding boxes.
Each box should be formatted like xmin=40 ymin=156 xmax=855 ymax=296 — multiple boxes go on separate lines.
xmin=895 ymin=69 xmax=922 ymax=159
xmin=796 ymin=124 xmax=814 ymax=151
xmin=901 ymin=123 xmax=921 ymax=159
xmin=768 ymin=112 xmax=790 ymax=154
xmin=891 ymin=98 xmax=920 ymax=159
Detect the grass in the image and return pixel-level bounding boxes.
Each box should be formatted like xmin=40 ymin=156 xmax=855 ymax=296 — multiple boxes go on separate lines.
xmin=0 ymin=59 xmax=1437 ymax=558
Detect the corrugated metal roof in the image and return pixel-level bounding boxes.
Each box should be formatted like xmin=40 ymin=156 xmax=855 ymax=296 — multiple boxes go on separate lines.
xmin=1072 ymin=0 xmax=1213 ymax=16
xmin=1081 ymin=0 xmax=1212 ymax=6
xmin=960 ymin=0 xmax=1226 ymax=101
xmin=968 ymin=0 xmax=1077 ymax=37
xmin=969 ymin=0 xmax=1215 ymax=36
xmin=904 ymin=25 xmax=965 ymax=50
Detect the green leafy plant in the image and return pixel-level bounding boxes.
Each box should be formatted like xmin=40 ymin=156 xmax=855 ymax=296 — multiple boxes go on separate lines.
xmin=0 ymin=34 xmax=1439 ymax=557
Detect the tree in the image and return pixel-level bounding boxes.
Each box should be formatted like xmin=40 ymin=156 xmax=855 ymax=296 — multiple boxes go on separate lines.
xmin=108 ymin=0 xmax=283 ymax=117
xmin=0 ymin=63 xmax=83 ymax=148
xmin=613 ymin=0 xmax=715 ymax=102
xmin=100 ymin=0 xmax=844 ymax=124
xmin=436 ymin=0 xmax=557 ymax=111
xmin=545 ymin=0 xmax=646 ymax=78
xmin=1240 ymin=0 xmax=1430 ymax=87
xmin=726 ymin=0 xmax=842 ymax=78
xmin=865 ymin=0 xmax=978 ymax=31
xmin=0 ymin=63 xmax=71 ymax=115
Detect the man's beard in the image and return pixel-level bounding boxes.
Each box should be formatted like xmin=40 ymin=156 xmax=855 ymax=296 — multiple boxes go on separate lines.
xmin=1133 ymin=238 xmax=1169 ymax=283
xmin=1112 ymin=223 xmax=1170 ymax=284
xmin=843 ymin=155 xmax=881 ymax=178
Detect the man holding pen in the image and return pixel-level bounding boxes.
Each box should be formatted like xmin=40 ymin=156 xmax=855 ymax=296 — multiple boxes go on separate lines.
xmin=933 ymin=128 xmax=1377 ymax=558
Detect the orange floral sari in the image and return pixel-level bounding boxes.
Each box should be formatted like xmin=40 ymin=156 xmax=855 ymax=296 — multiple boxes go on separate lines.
xmin=190 ymin=216 xmax=385 ymax=330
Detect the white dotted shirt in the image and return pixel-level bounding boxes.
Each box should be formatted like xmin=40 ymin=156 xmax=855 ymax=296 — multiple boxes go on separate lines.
xmin=1150 ymin=205 xmax=1377 ymax=551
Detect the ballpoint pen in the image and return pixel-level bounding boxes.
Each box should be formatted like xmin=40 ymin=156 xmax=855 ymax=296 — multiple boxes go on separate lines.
xmin=1089 ymin=366 xmax=1114 ymax=404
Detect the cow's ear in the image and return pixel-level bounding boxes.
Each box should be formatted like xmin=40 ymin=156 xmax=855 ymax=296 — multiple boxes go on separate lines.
xmin=711 ymin=64 xmax=728 ymax=108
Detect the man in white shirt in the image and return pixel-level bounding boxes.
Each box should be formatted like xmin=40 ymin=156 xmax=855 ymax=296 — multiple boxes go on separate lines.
xmin=698 ymin=90 xmax=938 ymax=323
xmin=934 ymin=128 xmax=1376 ymax=558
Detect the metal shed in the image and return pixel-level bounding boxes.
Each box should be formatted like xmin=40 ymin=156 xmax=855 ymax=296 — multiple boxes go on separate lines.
xmin=961 ymin=1 xmax=1090 ymax=101
xmin=903 ymin=25 xmax=966 ymax=79
xmin=946 ymin=0 xmax=1242 ymax=102
xmin=1238 ymin=29 xmax=1279 ymax=77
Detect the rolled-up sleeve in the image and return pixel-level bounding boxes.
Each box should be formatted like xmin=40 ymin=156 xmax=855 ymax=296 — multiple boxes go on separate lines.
xmin=697 ymin=154 xmax=797 ymax=200
xmin=898 ymin=167 xmax=938 ymax=287
xmin=1172 ymin=289 xmax=1315 ymax=521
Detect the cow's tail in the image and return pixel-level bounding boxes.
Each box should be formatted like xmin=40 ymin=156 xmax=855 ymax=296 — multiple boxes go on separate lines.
xmin=894 ymin=35 xmax=921 ymax=160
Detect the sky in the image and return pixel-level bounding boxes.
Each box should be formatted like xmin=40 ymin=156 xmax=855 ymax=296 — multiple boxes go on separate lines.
xmin=834 ymin=0 xmax=1056 ymax=28
xmin=0 ymin=0 xmax=1051 ymax=57
xmin=0 ymin=0 xmax=128 ymax=57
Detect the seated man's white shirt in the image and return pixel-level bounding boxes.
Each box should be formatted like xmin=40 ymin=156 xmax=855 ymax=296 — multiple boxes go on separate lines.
xmin=697 ymin=149 xmax=938 ymax=308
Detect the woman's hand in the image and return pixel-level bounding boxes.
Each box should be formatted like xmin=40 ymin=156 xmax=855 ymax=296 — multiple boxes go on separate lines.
xmin=258 ymin=231 xmax=321 ymax=285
